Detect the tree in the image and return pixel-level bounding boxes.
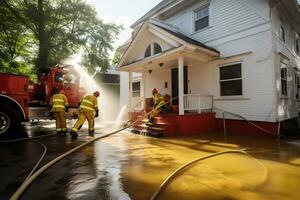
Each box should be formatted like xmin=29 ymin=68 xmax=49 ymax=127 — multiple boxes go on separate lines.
xmin=1 ymin=0 xmax=121 ymax=75
xmin=112 ymin=50 xmax=122 ymax=66
xmin=0 ymin=0 xmax=36 ymax=79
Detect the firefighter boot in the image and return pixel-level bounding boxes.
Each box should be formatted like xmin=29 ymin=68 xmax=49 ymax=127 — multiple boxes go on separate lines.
xmin=146 ymin=117 xmax=154 ymax=127
xmin=70 ymin=129 xmax=78 ymax=139
xmin=89 ymin=129 xmax=95 ymax=138
xmin=61 ymin=128 xmax=67 ymax=136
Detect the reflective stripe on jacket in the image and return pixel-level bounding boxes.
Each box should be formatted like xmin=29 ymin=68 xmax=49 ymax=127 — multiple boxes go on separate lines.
xmin=50 ymin=93 xmax=69 ymax=112
xmin=153 ymin=93 xmax=165 ymax=108
xmin=79 ymin=95 xmax=98 ymax=112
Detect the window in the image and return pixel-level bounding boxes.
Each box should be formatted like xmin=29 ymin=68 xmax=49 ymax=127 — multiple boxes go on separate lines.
xmin=295 ymin=33 xmax=299 ymax=54
xmin=132 ymin=81 xmax=140 ymax=97
xmin=280 ymin=61 xmax=288 ymax=96
xmin=144 ymin=42 xmax=162 ymax=58
xmin=154 ymin=43 xmax=162 ymax=55
xmin=144 ymin=45 xmax=151 ymax=58
xmin=279 ymin=18 xmax=285 ymax=43
xmin=220 ymin=64 xmax=242 ymax=96
xmin=295 ymin=73 xmax=300 ymax=99
xmin=194 ymin=5 xmax=209 ymax=32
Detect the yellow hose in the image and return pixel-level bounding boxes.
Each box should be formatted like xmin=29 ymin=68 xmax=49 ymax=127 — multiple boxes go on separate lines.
xmin=150 ymin=149 xmax=268 ymax=200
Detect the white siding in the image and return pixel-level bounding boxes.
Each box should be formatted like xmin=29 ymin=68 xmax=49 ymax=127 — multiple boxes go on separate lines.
xmin=188 ymin=29 xmax=276 ymax=122
xmin=272 ymin=9 xmax=300 ymax=121
xmin=164 ymin=0 xmax=270 ymax=43
xmin=145 ymin=68 xmax=172 ymax=98
xmin=119 ymin=0 xmax=300 ymax=123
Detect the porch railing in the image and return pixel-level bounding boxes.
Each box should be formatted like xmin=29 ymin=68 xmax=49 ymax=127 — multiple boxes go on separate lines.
xmin=132 ymin=97 xmax=145 ymax=112
xmin=183 ymin=94 xmax=213 ymax=113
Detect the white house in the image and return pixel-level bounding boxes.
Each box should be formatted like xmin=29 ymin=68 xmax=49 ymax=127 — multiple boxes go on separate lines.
xmin=117 ymin=0 xmax=300 ymax=136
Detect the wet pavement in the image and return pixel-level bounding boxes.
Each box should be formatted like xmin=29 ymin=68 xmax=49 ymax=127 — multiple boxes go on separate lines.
xmin=1 ymin=121 xmax=300 ymax=200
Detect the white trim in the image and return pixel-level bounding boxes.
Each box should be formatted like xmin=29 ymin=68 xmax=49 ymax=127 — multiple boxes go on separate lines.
xmin=0 ymin=94 xmax=26 ymax=119
xmin=193 ymin=3 xmax=210 ymax=33
xmin=218 ymin=62 xmax=244 ymax=98
xmin=118 ymin=45 xmax=185 ymax=71
xmin=149 ymin=23 xmax=219 ymax=56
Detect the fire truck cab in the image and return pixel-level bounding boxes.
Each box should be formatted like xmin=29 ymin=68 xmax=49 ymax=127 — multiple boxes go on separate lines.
xmin=0 ymin=65 xmax=85 ymax=136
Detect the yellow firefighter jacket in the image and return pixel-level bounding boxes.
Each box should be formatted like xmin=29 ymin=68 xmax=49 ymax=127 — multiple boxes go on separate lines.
xmin=50 ymin=93 xmax=68 ymax=112
xmin=79 ymin=95 xmax=98 ymax=112
xmin=153 ymin=93 xmax=165 ymax=109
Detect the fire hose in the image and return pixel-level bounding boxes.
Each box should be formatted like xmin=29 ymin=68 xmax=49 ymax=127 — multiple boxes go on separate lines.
xmin=9 ymin=96 xmax=273 ymax=199
xmin=150 ymin=148 xmax=268 ymax=200
xmin=10 ymin=97 xmax=178 ymax=200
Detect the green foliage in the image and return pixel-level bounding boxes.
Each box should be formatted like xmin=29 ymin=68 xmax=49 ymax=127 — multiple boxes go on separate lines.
xmin=0 ymin=0 xmax=121 ymax=76
xmin=112 ymin=50 xmax=122 ymax=66
xmin=0 ymin=0 xmax=37 ymax=79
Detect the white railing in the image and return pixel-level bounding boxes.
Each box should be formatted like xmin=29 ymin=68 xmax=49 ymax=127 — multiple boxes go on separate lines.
xmin=183 ymin=94 xmax=213 ymax=113
xmin=132 ymin=97 xmax=145 ymax=112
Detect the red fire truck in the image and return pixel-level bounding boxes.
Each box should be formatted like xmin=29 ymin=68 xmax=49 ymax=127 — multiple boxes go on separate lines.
xmin=0 ymin=65 xmax=85 ymax=136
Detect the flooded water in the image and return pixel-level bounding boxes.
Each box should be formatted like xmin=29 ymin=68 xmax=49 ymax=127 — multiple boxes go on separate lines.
xmin=6 ymin=127 xmax=299 ymax=200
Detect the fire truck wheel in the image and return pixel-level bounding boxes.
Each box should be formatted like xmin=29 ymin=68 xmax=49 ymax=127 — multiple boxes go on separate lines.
xmin=0 ymin=105 xmax=20 ymax=136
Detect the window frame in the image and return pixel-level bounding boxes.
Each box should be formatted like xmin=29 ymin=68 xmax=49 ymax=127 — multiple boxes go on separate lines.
xmin=279 ymin=18 xmax=286 ymax=43
xmin=144 ymin=44 xmax=151 ymax=58
xmin=132 ymin=81 xmax=141 ymax=97
xmin=295 ymin=72 xmax=300 ymax=100
xmin=144 ymin=42 xmax=163 ymax=58
xmin=219 ymin=63 xmax=243 ymax=97
xmin=295 ymin=32 xmax=299 ymax=55
xmin=153 ymin=42 xmax=162 ymax=55
xmin=193 ymin=4 xmax=210 ymax=33
xmin=280 ymin=61 xmax=288 ymax=97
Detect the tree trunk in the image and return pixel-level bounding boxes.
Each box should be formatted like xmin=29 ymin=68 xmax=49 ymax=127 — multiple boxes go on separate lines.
xmin=37 ymin=0 xmax=48 ymax=76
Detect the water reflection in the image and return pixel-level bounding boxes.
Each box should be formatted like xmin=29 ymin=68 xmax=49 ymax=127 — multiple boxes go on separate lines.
xmin=3 ymin=129 xmax=300 ymax=200
xmin=65 ymin=135 xmax=130 ymax=200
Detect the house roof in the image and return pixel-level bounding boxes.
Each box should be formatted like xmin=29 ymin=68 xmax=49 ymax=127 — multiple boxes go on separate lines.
xmin=152 ymin=23 xmax=219 ymax=54
xmin=131 ymin=0 xmax=176 ymax=28
xmin=117 ymin=21 xmax=219 ymax=69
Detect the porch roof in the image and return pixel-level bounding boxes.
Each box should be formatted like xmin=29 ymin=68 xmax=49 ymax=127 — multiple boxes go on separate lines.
xmin=155 ymin=24 xmax=219 ymax=54
xmin=117 ymin=21 xmax=220 ymax=72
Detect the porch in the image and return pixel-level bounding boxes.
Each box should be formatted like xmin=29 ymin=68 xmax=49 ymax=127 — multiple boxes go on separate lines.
xmin=131 ymin=94 xmax=214 ymax=114
xmin=117 ymin=21 xmax=220 ymax=116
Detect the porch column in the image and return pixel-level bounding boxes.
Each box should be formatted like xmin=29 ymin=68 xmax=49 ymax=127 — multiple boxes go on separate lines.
xmin=178 ymin=56 xmax=184 ymax=115
xmin=129 ymin=71 xmax=133 ymax=112
xmin=141 ymin=70 xmax=146 ymax=111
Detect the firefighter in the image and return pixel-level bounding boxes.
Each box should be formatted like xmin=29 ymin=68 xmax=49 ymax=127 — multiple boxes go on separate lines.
xmin=49 ymin=89 xmax=69 ymax=135
xmin=146 ymin=88 xmax=165 ymax=126
xmin=70 ymin=91 xmax=100 ymax=138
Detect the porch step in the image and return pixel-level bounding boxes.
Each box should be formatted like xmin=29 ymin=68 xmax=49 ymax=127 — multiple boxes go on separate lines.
xmin=136 ymin=124 xmax=165 ymax=132
xmin=130 ymin=128 xmax=164 ymax=138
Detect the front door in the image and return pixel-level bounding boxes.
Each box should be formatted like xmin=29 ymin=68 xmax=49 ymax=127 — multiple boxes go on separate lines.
xmin=171 ymin=66 xmax=188 ymax=105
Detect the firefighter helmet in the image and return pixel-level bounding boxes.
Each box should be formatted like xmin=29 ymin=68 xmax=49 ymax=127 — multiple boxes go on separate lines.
xmin=59 ymin=90 xmax=66 ymax=95
xmin=152 ymin=88 xmax=158 ymax=95
xmin=93 ymin=91 xmax=100 ymax=97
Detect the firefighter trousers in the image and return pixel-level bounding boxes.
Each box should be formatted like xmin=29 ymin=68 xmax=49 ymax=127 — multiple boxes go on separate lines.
xmin=149 ymin=107 xmax=162 ymax=119
xmin=72 ymin=111 xmax=95 ymax=134
xmin=53 ymin=111 xmax=67 ymax=132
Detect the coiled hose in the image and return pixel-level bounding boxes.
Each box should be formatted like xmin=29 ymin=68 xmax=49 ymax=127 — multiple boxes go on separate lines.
xmin=151 ymin=149 xmax=268 ymax=200
xmin=0 ymin=133 xmax=56 ymax=143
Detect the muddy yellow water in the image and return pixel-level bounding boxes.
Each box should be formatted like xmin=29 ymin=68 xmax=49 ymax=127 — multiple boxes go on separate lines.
xmin=60 ymin=131 xmax=300 ymax=200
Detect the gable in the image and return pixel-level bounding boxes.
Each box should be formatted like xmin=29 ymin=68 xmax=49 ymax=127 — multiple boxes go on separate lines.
xmin=124 ymin=30 xmax=179 ymax=65
xmin=117 ymin=21 xmax=219 ymax=69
